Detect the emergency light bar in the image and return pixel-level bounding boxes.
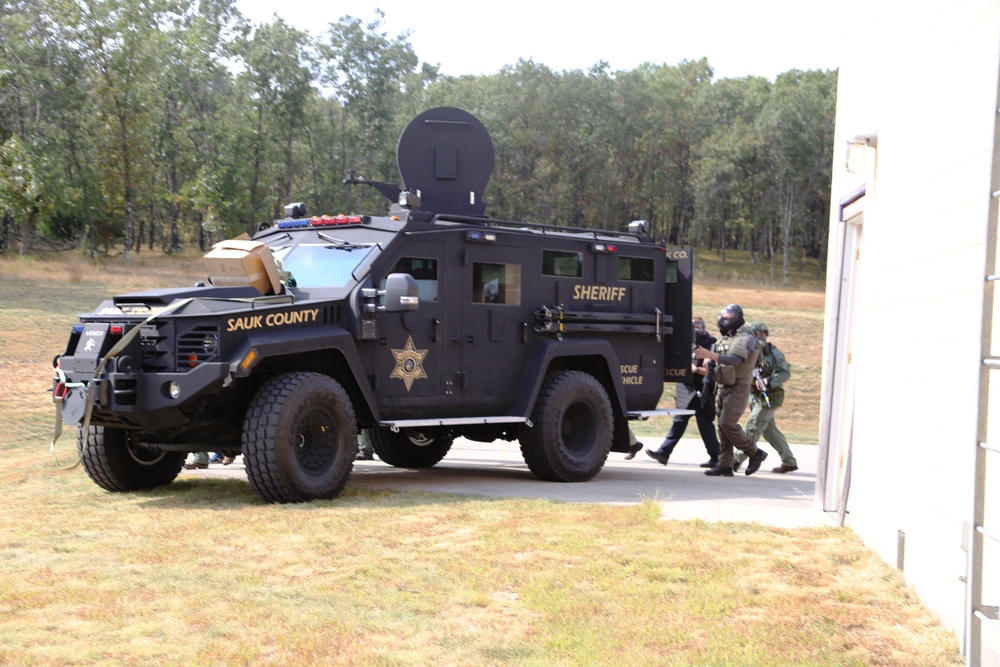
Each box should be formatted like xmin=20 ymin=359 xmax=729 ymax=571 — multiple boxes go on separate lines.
xmin=275 ymin=214 xmax=365 ymax=230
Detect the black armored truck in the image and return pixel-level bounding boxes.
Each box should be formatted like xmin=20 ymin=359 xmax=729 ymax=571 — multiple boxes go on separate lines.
xmin=52 ymin=107 xmax=693 ymax=503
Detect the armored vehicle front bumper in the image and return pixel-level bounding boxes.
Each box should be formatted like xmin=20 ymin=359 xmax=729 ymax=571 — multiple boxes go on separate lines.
xmin=57 ymin=361 xmax=232 ymax=432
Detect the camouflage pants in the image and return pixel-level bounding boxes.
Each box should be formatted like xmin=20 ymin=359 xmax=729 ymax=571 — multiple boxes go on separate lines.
xmin=735 ymin=396 xmax=797 ymax=468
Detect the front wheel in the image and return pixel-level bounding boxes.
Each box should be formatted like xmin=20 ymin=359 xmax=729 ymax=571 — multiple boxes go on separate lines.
xmin=369 ymin=426 xmax=453 ymax=468
xmin=78 ymin=426 xmax=185 ymax=492
xmin=518 ymin=370 xmax=613 ymax=482
xmin=242 ymin=372 xmax=357 ymax=503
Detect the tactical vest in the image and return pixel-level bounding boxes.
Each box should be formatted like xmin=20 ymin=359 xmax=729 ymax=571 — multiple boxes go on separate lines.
xmin=755 ymin=342 xmax=786 ymax=407
xmin=759 ymin=343 xmax=779 ymax=380
xmin=714 ymin=330 xmax=760 ymax=386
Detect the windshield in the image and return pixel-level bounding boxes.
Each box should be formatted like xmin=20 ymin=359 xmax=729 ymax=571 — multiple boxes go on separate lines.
xmin=272 ymin=243 xmax=378 ymax=288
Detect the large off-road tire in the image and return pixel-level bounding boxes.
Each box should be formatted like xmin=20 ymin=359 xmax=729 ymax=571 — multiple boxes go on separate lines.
xmin=518 ymin=370 xmax=613 ymax=482
xmin=242 ymin=372 xmax=357 ymax=504
xmin=77 ymin=426 xmax=185 ymax=492
xmin=369 ymin=426 xmax=454 ymax=468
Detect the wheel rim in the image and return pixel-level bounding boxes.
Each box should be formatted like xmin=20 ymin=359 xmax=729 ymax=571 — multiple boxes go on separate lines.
xmin=560 ymin=402 xmax=596 ymax=455
xmin=125 ymin=438 xmax=169 ymax=467
xmin=294 ymin=407 xmax=339 ymax=475
xmin=408 ymin=432 xmax=434 ymax=446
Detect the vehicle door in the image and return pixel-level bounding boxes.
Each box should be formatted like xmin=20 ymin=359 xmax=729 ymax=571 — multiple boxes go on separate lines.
xmin=370 ymin=240 xmax=446 ymax=416
xmin=457 ymin=240 xmax=530 ymax=413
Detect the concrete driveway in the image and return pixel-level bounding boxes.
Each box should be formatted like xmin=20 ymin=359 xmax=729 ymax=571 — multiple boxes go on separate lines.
xmin=191 ymin=436 xmax=840 ymax=529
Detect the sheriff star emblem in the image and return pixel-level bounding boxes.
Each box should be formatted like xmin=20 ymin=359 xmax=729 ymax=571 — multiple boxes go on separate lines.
xmin=390 ymin=335 xmax=429 ymax=391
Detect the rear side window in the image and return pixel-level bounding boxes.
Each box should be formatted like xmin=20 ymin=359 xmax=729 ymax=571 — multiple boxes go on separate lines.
xmin=618 ymin=256 xmax=654 ymax=282
xmin=664 ymin=259 xmax=679 ymax=284
xmin=542 ymin=250 xmax=583 ymax=277
xmin=473 ymin=262 xmax=521 ymax=304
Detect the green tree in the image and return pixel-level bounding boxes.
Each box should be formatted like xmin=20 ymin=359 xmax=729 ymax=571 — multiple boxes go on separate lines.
xmin=0 ymin=136 xmax=42 ymax=254
xmin=319 ymin=9 xmax=418 ymax=212
xmin=0 ymin=0 xmax=838 ymax=281
xmin=65 ymin=0 xmax=178 ymax=258
xmin=231 ymin=18 xmax=316 ymax=233
xmin=0 ymin=0 xmax=103 ymax=254
xmin=148 ymin=0 xmax=243 ymax=251
xmin=639 ymin=59 xmax=714 ymax=242
xmin=757 ymin=69 xmax=837 ymax=283
xmin=691 ymin=75 xmax=770 ymax=263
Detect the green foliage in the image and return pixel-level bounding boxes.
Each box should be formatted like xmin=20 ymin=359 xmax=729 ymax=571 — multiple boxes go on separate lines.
xmin=0 ymin=1 xmax=836 ymax=270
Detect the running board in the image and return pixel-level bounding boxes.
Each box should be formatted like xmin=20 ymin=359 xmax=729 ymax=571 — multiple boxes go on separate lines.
xmin=382 ymin=410 xmax=693 ymax=431
xmin=628 ymin=409 xmax=696 ymax=420
xmin=380 ymin=416 xmax=530 ymax=431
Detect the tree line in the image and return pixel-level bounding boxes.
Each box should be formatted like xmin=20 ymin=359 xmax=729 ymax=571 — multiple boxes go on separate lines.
xmin=0 ymin=1 xmax=837 ymax=282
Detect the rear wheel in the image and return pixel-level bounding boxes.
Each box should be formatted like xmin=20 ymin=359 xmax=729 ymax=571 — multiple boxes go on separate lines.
xmin=369 ymin=426 xmax=453 ymax=468
xmin=518 ymin=370 xmax=613 ymax=482
xmin=242 ymin=372 xmax=356 ymax=503
xmin=78 ymin=426 xmax=185 ymax=491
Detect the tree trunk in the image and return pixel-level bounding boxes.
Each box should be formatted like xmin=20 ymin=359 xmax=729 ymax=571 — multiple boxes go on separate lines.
xmin=0 ymin=213 xmax=11 ymax=254
xmin=782 ymin=182 xmax=794 ymax=286
xmin=768 ymin=216 xmax=775 ymax=282
xmin=19 ymin=208 xmax=38 ymax=256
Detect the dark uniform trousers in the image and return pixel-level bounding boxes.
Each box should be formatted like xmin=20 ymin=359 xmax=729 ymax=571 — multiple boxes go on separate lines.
xmin=658 ymin=388 xmax=721 ymax=461
xmin=716 ymin=382 xmax=756 ymax=468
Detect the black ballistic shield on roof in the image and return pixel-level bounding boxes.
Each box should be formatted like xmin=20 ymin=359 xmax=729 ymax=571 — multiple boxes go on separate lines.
xmin=396 ymin=106 xmax=495 ymax=217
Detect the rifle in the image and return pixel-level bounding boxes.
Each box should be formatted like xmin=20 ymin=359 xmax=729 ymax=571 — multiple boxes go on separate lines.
xmin=700 ymin=360 xmax=717 ymax=411
xmin=752 ymin=368 xmax=771 ymax=407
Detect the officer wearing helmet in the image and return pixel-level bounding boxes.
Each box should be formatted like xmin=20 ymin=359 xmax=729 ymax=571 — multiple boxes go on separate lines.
xmin=692 ymin=304 xmax=768 ymax=476
xmin=642 ymin=315 xmax=721 ymax=467
xmin=733 ymin=322 xmax=797 ymax=473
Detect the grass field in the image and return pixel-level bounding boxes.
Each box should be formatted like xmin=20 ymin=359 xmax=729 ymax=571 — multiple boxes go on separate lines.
xmin=0 ymin=250 xmax=962 ymax=666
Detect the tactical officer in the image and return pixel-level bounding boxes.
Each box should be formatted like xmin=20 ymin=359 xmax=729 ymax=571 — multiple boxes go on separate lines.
xmin=644 ymin=316 xmax=721 ymax=467
xmin=693 ymin=304 xmax=768 ymax=476
xmin=734 ymin=322 xmax=797 ymax=473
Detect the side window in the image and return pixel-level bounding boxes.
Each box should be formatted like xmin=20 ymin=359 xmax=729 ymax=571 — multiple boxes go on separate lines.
xmin=542 ymin=249 xmax=583 ymax=277
xmin=473 ymin=262 xmax=521 ymax=304
xmin=390 ymin=257 xmax=438 ymax=301
xmin=664 ymin=259 xmax=679 ymax=284
xmin=618 ymin=256 xmax=654 ymax=282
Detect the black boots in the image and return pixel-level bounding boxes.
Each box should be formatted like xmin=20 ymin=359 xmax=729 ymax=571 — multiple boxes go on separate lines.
xmin=705 ymin=449 xmax=767 ymax=477
xmin=646 ymin=450 xmax=670 ymax=465
xmin=745 ymin=449 xmax=768 ymax=475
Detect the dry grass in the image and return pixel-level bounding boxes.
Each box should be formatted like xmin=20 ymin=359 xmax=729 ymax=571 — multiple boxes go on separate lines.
xmin=0 ymin=478 xmax=964 ymax=666
xmin=0 ymin=251 xmax=962 ymax=666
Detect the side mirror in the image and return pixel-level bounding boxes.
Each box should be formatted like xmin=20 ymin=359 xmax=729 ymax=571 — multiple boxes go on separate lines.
xmin=382 ymin=273 xmax=419 ymax=312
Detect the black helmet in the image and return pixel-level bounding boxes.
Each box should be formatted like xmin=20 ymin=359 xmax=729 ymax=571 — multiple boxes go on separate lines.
xmin=717 ymin=304 xmax=745 ymax=335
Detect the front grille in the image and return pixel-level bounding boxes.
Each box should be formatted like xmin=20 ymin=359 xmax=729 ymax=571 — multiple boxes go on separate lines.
xmin=176 ymin=324 xmax=221 ymax=371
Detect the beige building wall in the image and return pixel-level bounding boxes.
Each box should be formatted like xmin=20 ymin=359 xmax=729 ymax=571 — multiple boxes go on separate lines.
xmin=820 ymin=0 xmax=1000 ymax=643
